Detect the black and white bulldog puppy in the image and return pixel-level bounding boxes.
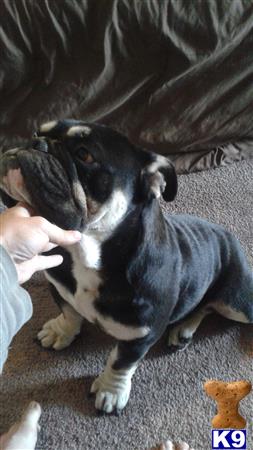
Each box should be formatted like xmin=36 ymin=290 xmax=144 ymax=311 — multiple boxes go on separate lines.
xmin=1 ymin=120 xmax=252 ymax=414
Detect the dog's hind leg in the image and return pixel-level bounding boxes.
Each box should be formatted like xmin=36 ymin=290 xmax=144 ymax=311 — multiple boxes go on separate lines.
xmin=167 ymin=306 xmax=212 ymax=350
xmin=211 ymin=271 xmax=253 ymax=325
xmin=212 ymin=302 xmax=251 ymax=324
xmin=168 ymin=293 xmax=253 ymax=351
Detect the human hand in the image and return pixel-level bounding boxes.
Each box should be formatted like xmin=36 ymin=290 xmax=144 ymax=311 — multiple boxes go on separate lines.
xmin=0 ymin=204 xmax=81 ymax=283
xmin=0 ymin=401 xmax=41 ymax=450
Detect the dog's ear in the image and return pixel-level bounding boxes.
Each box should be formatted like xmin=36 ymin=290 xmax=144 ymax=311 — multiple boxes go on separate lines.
xmin=140 ymin=154 xmax=177 ymax=202
xmin=126 ymin=199 xmax=172 ymax=316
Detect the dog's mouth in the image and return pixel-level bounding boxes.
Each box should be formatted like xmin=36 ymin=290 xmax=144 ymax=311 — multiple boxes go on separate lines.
xmin=0 ymin=145 xmax=87 ymax=231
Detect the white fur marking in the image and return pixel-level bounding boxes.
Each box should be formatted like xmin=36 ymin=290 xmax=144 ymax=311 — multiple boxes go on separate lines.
xmin=147 ymin=155 xmax=169 ymax=174
xmin=66 ymin=125 xmax=91 ymax=137
xmin=142 ymin=155 xmax=169 ymax=199
xmin=90 ymin=347 xmax=137 ymax=412
xmin=213 ymin=303 xmax=249 ymax=323
xmin=168 ymin=302 xmax=249 ymax=347
xmin=37 ymin=312 xmax=82 ymax=350
xmin=45 ymin=233 xmax=150 ymax=341
xmin=45 ymin=271 xmax=99 ymax=324
xmin=88 ymin=189 xmax=129 ymax=233
xmin=73 ymin=181 xmax=87 ymax=211
xmin=45 ymin=269 xmax=149 ymax=341
xmin=40 ymin=120 xmax=57 ymax=133
xmin=102 ymin=318 xmax=149 ymax=341
xmin=72 ymin=234 xmax=102 ymax=270
xmin=42 ymin=187 xmax=148 ymax=345
xmin=168 ymin=308 xmax=211 ymax=346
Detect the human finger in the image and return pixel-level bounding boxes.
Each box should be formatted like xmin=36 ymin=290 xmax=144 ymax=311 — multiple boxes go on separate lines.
xmin=43 ymin=242 xmax=58 ymax=252
xmin=40 ymin=219 xmax=82 ymax=246
xmin=17 ymin=254 xmax=63 ymax=283
xmin=32 ymin=254 xmax=64 ymax=271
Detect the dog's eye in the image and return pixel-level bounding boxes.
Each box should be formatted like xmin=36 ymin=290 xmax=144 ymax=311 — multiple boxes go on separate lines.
xmin=77 ymin=147 xmax=94 ymax=164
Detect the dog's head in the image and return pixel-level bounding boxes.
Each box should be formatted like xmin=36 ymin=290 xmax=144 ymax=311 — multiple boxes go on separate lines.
xmin=0 ymin=120 xmax=177 ymax=231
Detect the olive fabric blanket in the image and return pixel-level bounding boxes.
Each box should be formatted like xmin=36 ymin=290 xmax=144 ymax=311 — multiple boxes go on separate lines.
xmin=0 ymin=0 xmax=253 ymax=172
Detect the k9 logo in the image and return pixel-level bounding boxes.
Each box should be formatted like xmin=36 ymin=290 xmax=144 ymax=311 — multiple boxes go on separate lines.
xmin=212 ymin=430 xmax=246 ymax=449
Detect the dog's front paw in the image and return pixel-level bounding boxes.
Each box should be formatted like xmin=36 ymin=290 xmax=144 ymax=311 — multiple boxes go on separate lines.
xmin=167 ymin=325 xmax=193 ymax=350
xmin=37 ymin=314 xmax=77 ymax=350
xmin=90 ymin=372 xmax=131 ymax=414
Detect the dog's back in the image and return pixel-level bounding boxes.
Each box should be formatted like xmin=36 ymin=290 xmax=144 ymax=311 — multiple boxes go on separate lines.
xmin=164 ymin=213 xmax=253 ymax=324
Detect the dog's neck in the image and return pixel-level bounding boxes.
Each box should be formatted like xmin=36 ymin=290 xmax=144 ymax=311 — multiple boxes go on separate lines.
xmin=73 ymin=196 xmax=165 ymax=275
xmin=86 ymin=189 xmax=130 ymax=238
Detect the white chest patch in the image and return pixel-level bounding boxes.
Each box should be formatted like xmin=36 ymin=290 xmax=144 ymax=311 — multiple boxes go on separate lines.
xmin=46 ymin=232 xmax=150 ymax=341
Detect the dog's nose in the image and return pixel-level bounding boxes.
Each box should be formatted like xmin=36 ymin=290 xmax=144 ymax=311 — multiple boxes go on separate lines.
xmin=31 ymin=137 xmax=48 ymax=153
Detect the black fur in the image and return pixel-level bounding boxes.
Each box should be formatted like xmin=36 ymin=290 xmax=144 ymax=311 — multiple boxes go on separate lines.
xmin=1 ymin=120 xmax=252 ymax=412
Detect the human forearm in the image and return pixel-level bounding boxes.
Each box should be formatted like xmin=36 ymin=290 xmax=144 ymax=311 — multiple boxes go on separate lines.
xmin=0 ymin=245 xmax=32 ymax=373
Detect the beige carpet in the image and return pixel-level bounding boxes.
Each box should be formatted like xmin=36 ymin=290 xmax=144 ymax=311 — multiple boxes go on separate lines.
xmin=1 ymin=160 xmax=253 ymax=450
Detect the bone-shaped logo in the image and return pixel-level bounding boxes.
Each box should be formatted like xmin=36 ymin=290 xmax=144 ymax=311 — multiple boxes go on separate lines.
xmin=204 ymin=380 xmax=252 ymax=429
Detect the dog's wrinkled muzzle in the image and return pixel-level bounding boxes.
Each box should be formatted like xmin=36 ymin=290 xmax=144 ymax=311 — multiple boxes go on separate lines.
xmin=0 ymin=147 xmax=87 ymax=231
